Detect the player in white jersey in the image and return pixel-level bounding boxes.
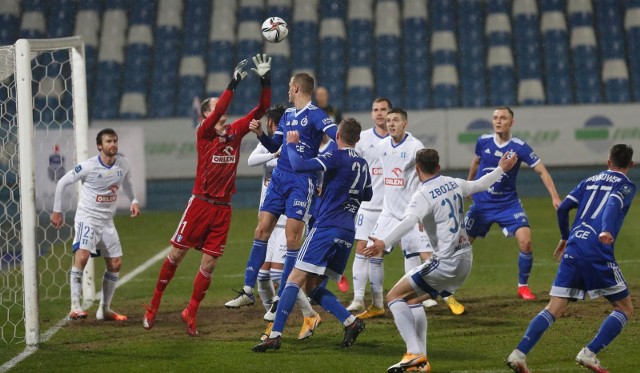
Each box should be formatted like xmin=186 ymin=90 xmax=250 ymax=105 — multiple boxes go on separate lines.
xmin=51 ymin=128 xmax=140 ymax=321
xmin=347 ymin=97 xmax=391 ymax=313
xmin=366 ymin=148 xmax=517 ymax=372
xmin=356 ymin=108 xmax=448 ymax=320
xmin=249 ymin=105 xmax=321 ymax=341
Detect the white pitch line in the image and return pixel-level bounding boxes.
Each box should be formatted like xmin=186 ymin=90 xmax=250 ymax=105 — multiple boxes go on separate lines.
xmin=0 ymin=246 xmax=172 ymax=373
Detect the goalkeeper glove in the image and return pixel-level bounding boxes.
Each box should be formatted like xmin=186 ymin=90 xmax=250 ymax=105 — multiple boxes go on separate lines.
xmin=251 ymin=53 xmax=272 ymax=87
xmin=227 ymin=59 xmax=248 ymax=91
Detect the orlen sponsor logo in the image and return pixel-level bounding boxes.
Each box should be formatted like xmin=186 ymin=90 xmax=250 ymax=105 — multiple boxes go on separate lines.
xmin=384 ymin=178 xmax=404 ymax=186
xmin=212 ymin=155 xmax=236 ymax=163
xmin=96 ymin=194 xmax=117 ymax=203
xmin=372 ymin=167 xmax=383 ymax=175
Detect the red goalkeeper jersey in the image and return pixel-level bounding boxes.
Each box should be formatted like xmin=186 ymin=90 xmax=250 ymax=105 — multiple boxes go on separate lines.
xmin=192 ymin=86 xmax=271 ymax=202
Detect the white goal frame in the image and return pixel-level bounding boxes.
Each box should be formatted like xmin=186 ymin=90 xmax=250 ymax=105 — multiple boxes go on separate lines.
xmin=15 ymin=36 xmax=90 ymax=346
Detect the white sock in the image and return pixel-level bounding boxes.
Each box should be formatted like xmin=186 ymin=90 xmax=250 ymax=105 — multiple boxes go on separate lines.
xmin=389 ymin=299 xmax=422 ymax=354
xmin=257 ymin=270 xmax=275 ymax=311
xmin=352 ymin=254 xmax=369 ymax=302
xmin=296 ymin=289 xmax=316 ymax=317
xmin=101 ymin=270 xmax=119 ymax=309
xmin=404 ymin=255 xmax=422 ymax=274
xmin=343 ymin=315 xmax=356 ymax=327
xmin=70 ymin=266 xmax=83 ymax=310
xmin=369 ymin=257 xmax=384 ymax=308
xmin=242 ymin=285 xmax=253 ymax=295
xmin=410 ymin=303 xmax=427 ymax=356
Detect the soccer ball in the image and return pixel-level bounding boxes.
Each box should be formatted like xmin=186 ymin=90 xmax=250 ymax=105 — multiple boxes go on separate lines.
xmin=261 ymin=17 xmax=288 ymax=43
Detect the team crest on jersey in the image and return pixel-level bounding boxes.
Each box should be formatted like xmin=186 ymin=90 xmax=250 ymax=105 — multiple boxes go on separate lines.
xmin=391 ymin=167 xmax=402 ymax=177
xmin=322 ymin=118 xmax=332 ymax=125
xmin=74 ymin=164 xmax=82 ymax=173
xmin=300 ymin=117 xmax=308 ymax=126
xmin=494 ymin=150 xmax=503 ymax=157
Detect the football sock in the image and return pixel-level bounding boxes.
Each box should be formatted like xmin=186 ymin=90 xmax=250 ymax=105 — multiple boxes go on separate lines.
xmin=517 ymin=309 xmax=555 ymax=354
xmin=410 ymin=303 xmax=427 ymax=356
xmin=404 ymin=255 xmax=422 ymax=273
xmin=272 ymin=281 xmax=300 ymax=335
xmin=587 ymin=310 xmax=628 ymax=354
xmin=297 ymin=289 xmax=316 ymax=317
xmin=270 ymin=268 xmax=283 ymax=290
xmin=277 ymin=249 xmax=298 ymax=297
xmin=389 ymin=299 xmax=422 ymax=355
xmin=518 ymin=251 xmax=533 ymax=286
xmin=257 ymin=269 xmax=275 ymax=311
xmin=100 ymin=270 xmax=119 ymax=309
xmin=151 ymin=255 xmax=178 ymax=309
xmin=369 ymin=257 xmax=385 ymax=308
xmin=352 ymin=253 xmax=369 ymax=302
xmin=70 ymin=266 xmax=83 ymax=310
xmin=243 ymin=239 xmax=268 ymax=291
xmin=310 ymin=286 xmax=351 ymax=323
xmin=187 ymin=266 xmax=211 ymax=317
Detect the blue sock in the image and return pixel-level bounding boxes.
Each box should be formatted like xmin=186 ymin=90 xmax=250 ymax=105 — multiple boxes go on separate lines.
xmin=277 ymin=249 xmax=298 ymax=297
xmin=587 ymin=310 xmax=628 ymax=354
xmin=517 ymin=309 xmax=555 ymax=354
xmin=272 ymin=281 xmax=300 ymax=334
xmin=310 ymin=286 xmax=351 ymax=323
xmin=518 ymin=251 xmax=533 ymax=285
xmin=319 ymin=277 xmax=329 ymax=289
xmin=244 ymin=239 xmax=268 ymax=288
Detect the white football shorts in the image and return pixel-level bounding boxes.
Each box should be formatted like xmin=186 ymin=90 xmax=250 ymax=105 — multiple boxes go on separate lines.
xmin=72 ymin=218 xmax=122 ymax=258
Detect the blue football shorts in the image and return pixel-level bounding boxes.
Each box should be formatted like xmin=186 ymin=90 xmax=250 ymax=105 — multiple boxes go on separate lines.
xmin=464 ymin=199 xmax=530 ymax=238
xmin=295 ymin=226 xmax=354 ymax=282
xmin=260 ymin=167 xmax=315 ymax=221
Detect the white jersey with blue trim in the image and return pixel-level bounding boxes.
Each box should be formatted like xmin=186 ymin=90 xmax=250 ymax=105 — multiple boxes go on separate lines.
xmin=355 ymin=127 xmax=388 ymax=210
xmin=565 ymin=170 xmax=636 ymax=262
xmin=472 ymin=134 xmax=539 ymax=206
xmin=273 ymin=102 xmax=337 ymax=174
xmin=53 ymin=155 xmax=136 ymax=224
xmin=249 ymin=144 xmax=287 ymax=226
xmin=379 ymin=133 xmax=425 ymax=220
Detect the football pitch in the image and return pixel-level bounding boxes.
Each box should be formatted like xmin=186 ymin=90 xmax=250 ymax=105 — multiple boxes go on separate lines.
xmin=2 ymin=197 xmax=639 ymax=372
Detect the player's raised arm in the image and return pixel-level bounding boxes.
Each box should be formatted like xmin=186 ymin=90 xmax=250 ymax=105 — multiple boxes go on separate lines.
xmin=285 ymin=130 xmax=324 ymax=172
xmin=461 ymin=151 xmax=518 ymax=196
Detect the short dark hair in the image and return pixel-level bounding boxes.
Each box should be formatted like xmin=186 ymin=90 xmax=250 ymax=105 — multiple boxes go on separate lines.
xmin=387 ymin=107 xmax=407 ymax=121
xmin=292 ymin=73 xmax=314 ymax=95
xmin=416 ymin=148 xmax=440 ymax=174
xmin=373 ymin=97 xmax=392 ymax=109
xmin=267 ymin=104 xmax=286 ymax=124
xmin=96 ymin=128 xmax=117 ymax=146
xmin=200 ymin=97 xmax=213 ymax=118
xmin=609 ymin=144 xmax=633 ymax=169
xmin=495 ymin=106 xmax=514 ymax=118
xmin=338 ymin=117 xmax=361 ymax=145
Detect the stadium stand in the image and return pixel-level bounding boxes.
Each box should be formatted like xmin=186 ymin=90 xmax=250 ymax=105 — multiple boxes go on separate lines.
xmin=1 ymin=0 xmax=640 ymax=119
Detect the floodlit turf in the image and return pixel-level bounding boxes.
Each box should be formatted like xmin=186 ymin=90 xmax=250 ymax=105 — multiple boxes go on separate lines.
xmin=3 ymin=198 xmax=639 ymax=372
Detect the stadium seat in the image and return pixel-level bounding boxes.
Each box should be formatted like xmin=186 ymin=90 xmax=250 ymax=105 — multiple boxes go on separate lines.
xmin=206 ymin=0 xmax=236 ymax=97
xmin=540 ymin=0 xmax=572 ymax=104
xmin=347 ymin=0 xmax=373 ymax=67
xmin=319 ymin=17 xmax=347 ymax=108
xmin=347 ymin=66 xmax=373 ymax=112
xmin=0 ymin=0 xmax=20 ymax=44
xmin=568 ymin=0 xmax=602 ymax=103
xmin=602 ymin=60 xmax=631 ymax=103
xmin=486 ymin=8 xmax=516 ymax=106
xmin=235 ymin=12 xmax=264 ymax=115
xmin=432 ymin=65 xmax=459 ymax=108
xmin=458 ymin=0 xmax=486 ymax=107
xmin=512 ymin=0 xmax=545 ymax=105
xmin=264 ymin=39 xmax=291 ymax=106
xmin=594 ymin=0 xmax=630 ymax=103
xmin=19 ymin=0 xmax=46 ymax=39
xmin=292 ymin=0 xmax=318 ymax=72
xmin=93 ymin=3 xmax=127 ymax=119
xmin=374 ymin=0 xmax=402 ymax=107
xmin=149 ymin=0 xmax=183 ymax=117
xmin=74 ymin=1 xmax=101 ymax=113
xmin=267 ymin=0 xmax=292 ymax=25
xmin=429 ymin=0 xmax=458 ymax=109
xmin=47 ymin=0 xmax=75 ymax=38
xmin=402 ymin=0 xmax=429 ymax=109
xmin=625 ymin=1 xmax=640 ymax=100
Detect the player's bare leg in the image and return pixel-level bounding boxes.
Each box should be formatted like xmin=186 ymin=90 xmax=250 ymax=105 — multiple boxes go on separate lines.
xmin=515 ymin=227 xmax=535 ymax=300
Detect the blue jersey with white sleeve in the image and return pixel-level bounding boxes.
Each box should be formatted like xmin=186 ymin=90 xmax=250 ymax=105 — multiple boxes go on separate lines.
xmin=472 ymin=134 xmax=540 ymax=206
xmin=271 ymin=103 xmax=337 ymax=175
xmin=560 ymin=170 xmax=636 ymax=262
xmin=287 ymin=144 xmax=372 ymax=231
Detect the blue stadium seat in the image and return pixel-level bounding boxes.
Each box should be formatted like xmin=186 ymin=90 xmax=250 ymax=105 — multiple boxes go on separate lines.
xmin=238 ymin=0 xmax=263 ymax=22
xmin=458 ymin=0 xmax=486 ymax=107
xmin=19 ymin=0 xmax=46 ymax=39
xmin=594 ymin=0 xmax=630 ymax=102
xmin=267 ymin=0 xmax=292 ymax=26
xmin=321 ymin=0 xmax=346 ymax=19
xmin=375 ymin=0 xmax=402 ymax=107
xmin=235 ymin=18 xmax=264 ymax=115
xmin=430 ymin=0 xmax=458 ymax=109
xmin=74 ymin=1 xmax=102 ymax=114
xmin=568 ymin=0 xmax=602 ymax=103
xmin=0 ymin=1 xmax=20 ymax=44
xmin=319 ymin=17 xmax=347 ymax=107
xmin=625 ymin=1 xmax=640 ymax=100
xmin=513 ymin=0 xmax=544 ymax=105
xmin=540 ymin=0 xmax=572 ymax=104
xmin=486 ymin=8 xmax=515 ymax=105
xmin=149 ymin=0 xmax=183 ymax=117
xmin=347 ymin=67 xmax=373 ymax=111
xmin=206 ymin=0 xmax=236 ymax=97
xmin=347 ymin=1 xmax=373 ymax=67
xmin=291 ymin=0 xmax=319 ymax=71
xmin=402 ymin=0 xmax=429 ymax=109
xmin=47 ymin=0 xmax=76 ymax=38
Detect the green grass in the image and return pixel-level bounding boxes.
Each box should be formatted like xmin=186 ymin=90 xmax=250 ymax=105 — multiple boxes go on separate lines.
xmin=3 ymin=198 xmax=640 ymax=372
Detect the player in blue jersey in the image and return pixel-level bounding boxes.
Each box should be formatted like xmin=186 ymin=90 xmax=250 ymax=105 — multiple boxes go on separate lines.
xmin=252 ymin=118 xmax=372 ymax=352
xmin=507 ymin=144 xmax=635 ymax=373
xmin=465 ymin=107 xmax=561 ymax=300
xmin=225 ymin=72 xmax=337 ymax=312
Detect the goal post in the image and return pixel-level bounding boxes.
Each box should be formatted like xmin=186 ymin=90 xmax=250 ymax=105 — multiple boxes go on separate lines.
xmin=2 ymin=36 xmax=91 ymax=346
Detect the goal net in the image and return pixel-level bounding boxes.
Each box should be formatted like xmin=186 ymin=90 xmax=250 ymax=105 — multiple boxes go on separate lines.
xmin=0 ymin=37 xmax=89 ymax=346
